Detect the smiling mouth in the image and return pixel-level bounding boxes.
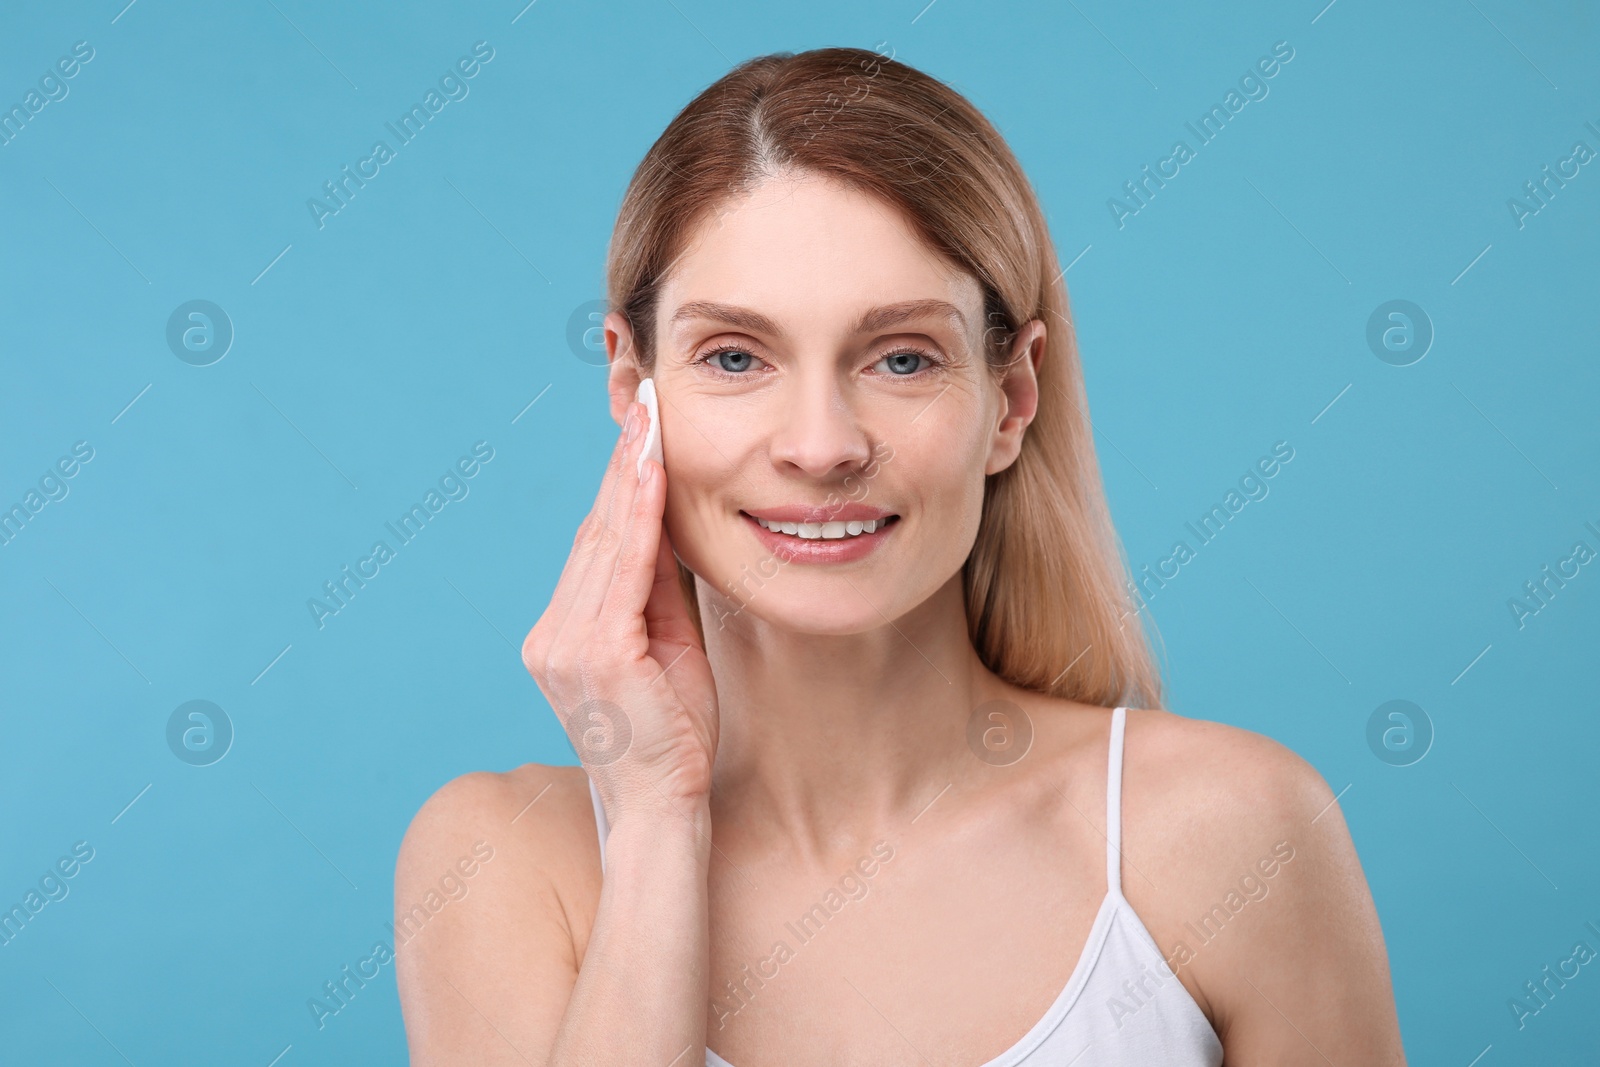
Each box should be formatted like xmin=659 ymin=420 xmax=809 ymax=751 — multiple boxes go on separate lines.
xmin=740 ymin=512 xmax=901 ymax=541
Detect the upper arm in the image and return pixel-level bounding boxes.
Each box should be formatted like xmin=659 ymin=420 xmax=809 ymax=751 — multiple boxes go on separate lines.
xmin=1128 ymin=713 xmax=1406 ymax=1065
xmin=394 ymin=767 xmax=585 ymax=1066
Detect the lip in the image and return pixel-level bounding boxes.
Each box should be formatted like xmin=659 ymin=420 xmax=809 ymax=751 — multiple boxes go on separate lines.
xmin=739 ymin=509 xmax=900 ymax=564
xmin=742 ymin=503 xmax=896 ymax=524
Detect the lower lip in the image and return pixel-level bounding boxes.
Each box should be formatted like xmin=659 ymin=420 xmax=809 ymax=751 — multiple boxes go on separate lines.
xmin=741 ymin=512 xmax=899 ymax=564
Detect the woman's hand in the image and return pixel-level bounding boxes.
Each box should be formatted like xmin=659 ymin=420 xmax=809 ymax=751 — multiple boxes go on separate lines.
xmin=521 ymin=394 xmax=718 ymax=822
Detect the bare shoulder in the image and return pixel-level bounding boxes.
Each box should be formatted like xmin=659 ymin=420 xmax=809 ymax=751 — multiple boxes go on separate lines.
xmin=1121 ymin=706 xmax=1336 ymax=838
xmin=393 ymin=763 xmax=603 ymax=1058
xmin=1119 ymin=707 xmax=1404 ymax=1061
xmin=398 ymin=762 xmax=595 ymax=866
xmin=1118 ymin=705 xmax=1346 ymax=927
xmin=395 ymin=761 xmax=600 ymax=932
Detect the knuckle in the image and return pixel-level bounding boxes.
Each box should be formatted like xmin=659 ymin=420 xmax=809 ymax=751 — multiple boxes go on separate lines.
xmin=521 ymin=627 xmax=548 ymax=676
xmin=541 ymin=643 xmax=571 ymax=681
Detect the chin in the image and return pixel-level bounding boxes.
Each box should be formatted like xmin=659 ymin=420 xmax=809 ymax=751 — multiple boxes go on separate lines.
xmin=702 ymin=584 xmax=896 ymax=638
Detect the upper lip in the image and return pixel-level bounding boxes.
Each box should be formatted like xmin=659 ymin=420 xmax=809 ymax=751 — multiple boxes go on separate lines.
xmin=742 ymin=504 xmax=897 ymax=524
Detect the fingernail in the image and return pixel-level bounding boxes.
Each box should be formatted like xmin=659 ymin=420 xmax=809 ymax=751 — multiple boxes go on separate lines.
xmin=623 ymin=406 xmax=639 ymax=443
xmin=640 ymin=459 xmax=655 ymax=484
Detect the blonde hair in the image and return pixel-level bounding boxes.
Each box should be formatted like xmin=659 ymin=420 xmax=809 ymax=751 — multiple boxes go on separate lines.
xmin=604 ymin=47 xmax=1163 ymax=710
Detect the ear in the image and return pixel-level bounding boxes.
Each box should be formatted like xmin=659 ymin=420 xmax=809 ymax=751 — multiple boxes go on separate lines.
xmin=604 ymin=310 xmax=645 ymax=428
xmin=984 ymin=318 xmax=1045 ymax=476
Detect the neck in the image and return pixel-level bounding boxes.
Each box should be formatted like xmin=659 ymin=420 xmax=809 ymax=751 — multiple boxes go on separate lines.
xmin=701 ymin=572 xmax=1007 ymax=866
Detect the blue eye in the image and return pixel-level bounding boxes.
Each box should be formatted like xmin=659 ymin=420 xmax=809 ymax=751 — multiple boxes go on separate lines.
xmin=698 ymin=346 xmax=761 ymax=376
xmin=879 ymin=351 xmax=925 ymax=375
xmin=874 ymin=348 xmax=939 ymax=376
xmin=714 ymin=349 xmax=754 ymax=373
xmin=695 ymin=344 xmax=943 ymax=380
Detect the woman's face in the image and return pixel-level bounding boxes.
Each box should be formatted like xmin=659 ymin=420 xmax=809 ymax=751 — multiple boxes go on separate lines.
xmin=607 ymin=170 xmax=1042 ymax=637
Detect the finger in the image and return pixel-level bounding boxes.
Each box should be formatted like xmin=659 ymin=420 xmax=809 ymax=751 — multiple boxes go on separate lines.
xmin=539 ymin=402 xmax=643 ymax=639
xmin=596 ymin=446 xmax=676 ymax=647
xmin=557 ymin=400 xmax=651 ymax=641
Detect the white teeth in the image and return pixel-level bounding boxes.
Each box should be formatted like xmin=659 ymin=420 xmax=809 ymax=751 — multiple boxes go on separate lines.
xmin=754 ymin=516 xmax=890 ymax=540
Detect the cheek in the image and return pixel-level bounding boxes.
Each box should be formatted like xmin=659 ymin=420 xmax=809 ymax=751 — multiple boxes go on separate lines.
xmin=930 ymin=455 xmax=988 ymax=553
xmin=908 ymin=415 xmax=990 ymax=548
xmin=658 ymin=438 xmax=742 ymax=582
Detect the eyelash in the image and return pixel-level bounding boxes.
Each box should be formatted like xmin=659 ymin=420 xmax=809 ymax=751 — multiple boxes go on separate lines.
xmin=693 ymin=344 xmax=946 ymax=380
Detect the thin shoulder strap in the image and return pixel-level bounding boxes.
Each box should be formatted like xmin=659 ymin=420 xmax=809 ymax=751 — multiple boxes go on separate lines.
xmin=1105 ymin=706 xmax=1127 ymax=897
xmin=588 ymin=773 xmax=610 ymax=874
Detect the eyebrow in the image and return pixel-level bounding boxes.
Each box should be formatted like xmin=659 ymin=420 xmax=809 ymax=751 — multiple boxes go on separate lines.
xmin=667 ymin=298 xmax=969 ymax=340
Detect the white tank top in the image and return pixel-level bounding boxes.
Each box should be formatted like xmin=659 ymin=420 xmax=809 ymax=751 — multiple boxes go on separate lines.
xmin=587 ymin=705 xmax=1225 ymax=1066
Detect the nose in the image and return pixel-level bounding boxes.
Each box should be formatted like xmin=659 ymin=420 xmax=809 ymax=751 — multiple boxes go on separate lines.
xmin=766 ymin=364 xmax=873 ymax=478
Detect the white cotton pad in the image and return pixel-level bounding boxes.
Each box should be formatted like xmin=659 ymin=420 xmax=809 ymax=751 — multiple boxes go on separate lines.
xmin=635 ymin=377 xmax=663 ymax=478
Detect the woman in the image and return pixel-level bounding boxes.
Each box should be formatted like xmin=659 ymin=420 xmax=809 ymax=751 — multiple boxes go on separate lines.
xmin=395 ymin=47 xmax=1406 ymax=1065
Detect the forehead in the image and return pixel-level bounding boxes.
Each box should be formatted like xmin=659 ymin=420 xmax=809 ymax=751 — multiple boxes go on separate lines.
xmin=659 ymin=172 xmax=982 ymax=343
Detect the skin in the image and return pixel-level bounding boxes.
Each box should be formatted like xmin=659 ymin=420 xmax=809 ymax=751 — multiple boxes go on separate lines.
xmin=395 ymin=169 xmax=1407 ymax=1065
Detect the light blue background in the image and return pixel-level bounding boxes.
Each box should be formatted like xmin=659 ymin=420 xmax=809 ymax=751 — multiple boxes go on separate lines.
xmin=2 ymin=0 xmax=1596 ymax=1062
